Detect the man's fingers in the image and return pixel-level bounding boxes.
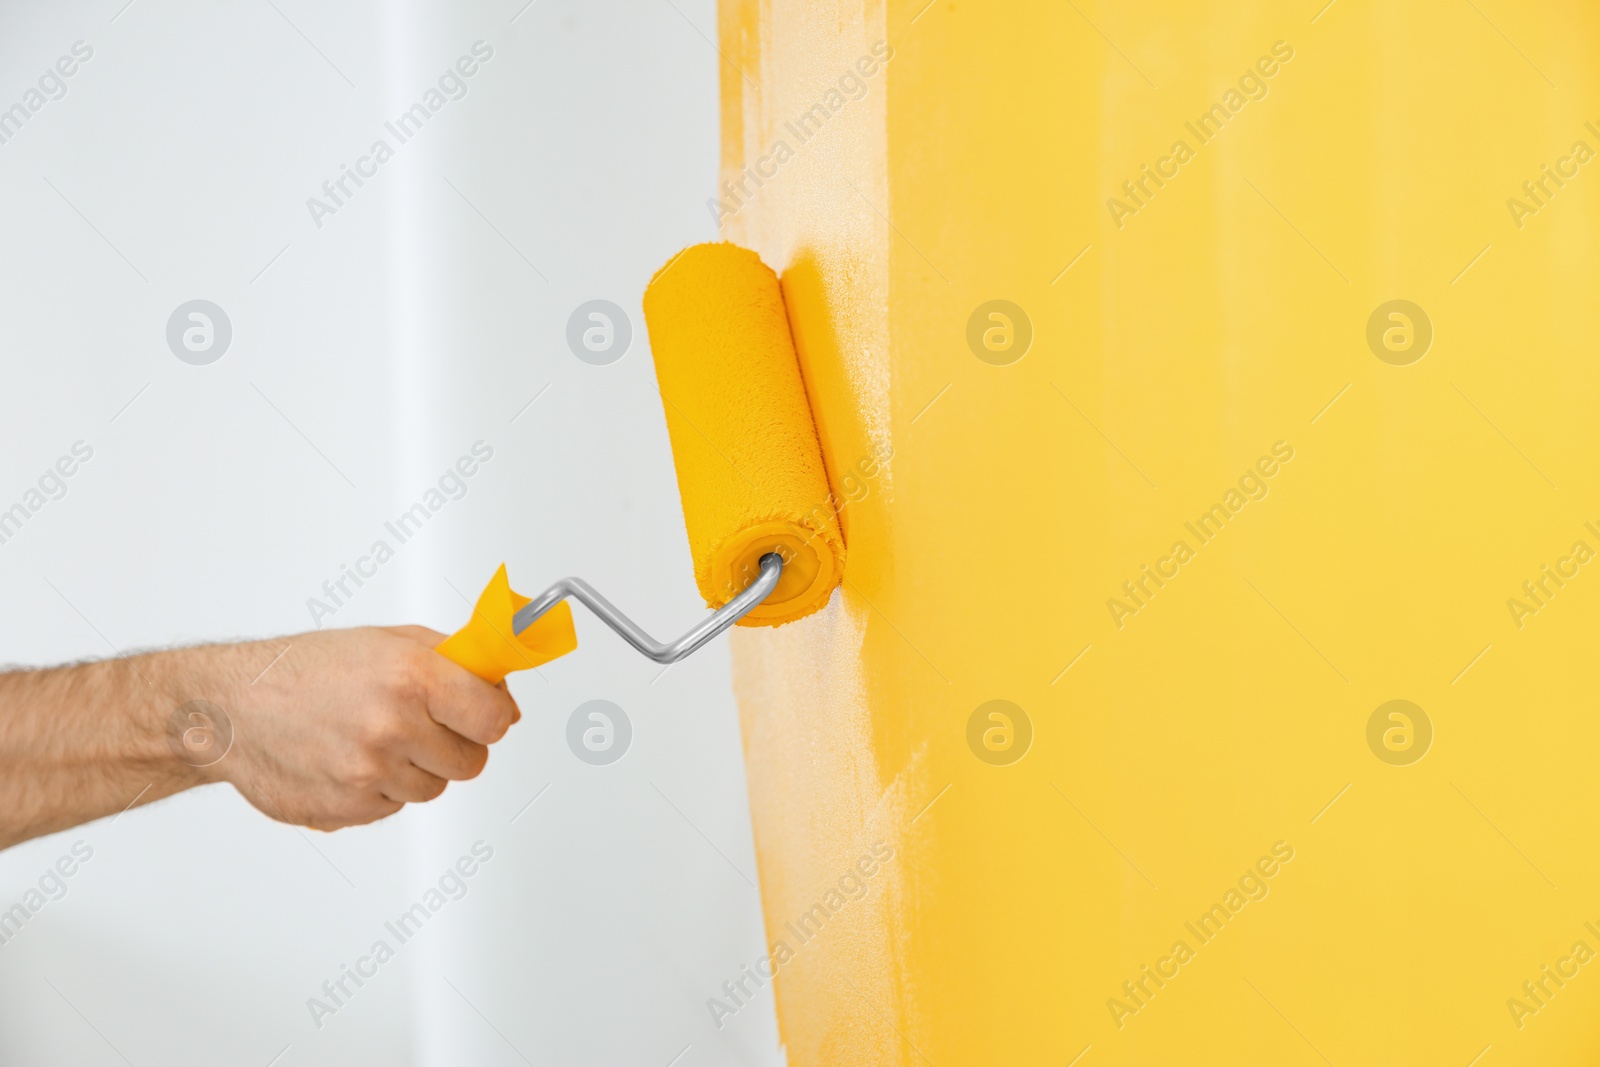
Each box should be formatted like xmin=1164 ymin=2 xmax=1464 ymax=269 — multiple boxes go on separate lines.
xmin=422 ymin=655 xmax=520 ymax=745
xmin=500 ymin=680 xmax=521 ymax=724
xmin=381 ymin=763 xmax=450 ymax=804
xmin=406 ymin=724 xmax=490 ymax=782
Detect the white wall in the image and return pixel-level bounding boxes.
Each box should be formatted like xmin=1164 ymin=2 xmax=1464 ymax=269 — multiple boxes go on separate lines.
xmin=0 ymin=2 xmax=784 ymax=1063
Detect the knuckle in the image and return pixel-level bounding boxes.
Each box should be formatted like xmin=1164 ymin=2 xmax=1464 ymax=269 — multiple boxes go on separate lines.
xmin=342 ymin=753 xmax=387 ymax=790
xmin=457 ymin=744 xmax=489 ymax=780
xmin=472 ymin=700 xmax=515 ymax=745
xmin=361 ymin=711 xmax=406 ymax=752
xmin=387 ymin=643 xmax=432 ymax=703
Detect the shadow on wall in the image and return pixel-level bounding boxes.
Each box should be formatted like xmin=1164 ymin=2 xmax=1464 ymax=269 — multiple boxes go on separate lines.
xmin=782 ymin=250 xmax=891 ymax=550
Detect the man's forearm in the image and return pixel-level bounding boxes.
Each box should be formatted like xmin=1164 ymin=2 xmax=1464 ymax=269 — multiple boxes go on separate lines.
xmin=0 ymin=627 xmax=521 ymax=851
xmin=0 ymin=649 xmax=210 ymax=850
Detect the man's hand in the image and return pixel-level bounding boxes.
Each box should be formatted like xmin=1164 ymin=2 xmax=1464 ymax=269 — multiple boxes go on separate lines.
xmin=0 ymin=626 xmax=521 ymax=849
xmin=210 ymin=627 xmax=521 ymax=831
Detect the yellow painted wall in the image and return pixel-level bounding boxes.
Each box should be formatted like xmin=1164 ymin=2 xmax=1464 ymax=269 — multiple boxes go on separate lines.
xmin=718 ymin=2 xmax=1600 ymax=1063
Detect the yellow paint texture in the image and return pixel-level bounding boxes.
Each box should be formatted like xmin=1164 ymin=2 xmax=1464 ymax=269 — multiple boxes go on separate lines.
xmin=719 ymin=1 xmax=1600 ymax=1064
xmin=643 ymin=242 xmax=845 ymax=626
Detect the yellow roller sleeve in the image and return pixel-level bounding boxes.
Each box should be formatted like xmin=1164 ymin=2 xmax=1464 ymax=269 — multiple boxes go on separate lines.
xmin=642 ymin=242 xmax=845 ymax=626
xmin=435 ymin=564 xmax=577 ymax=684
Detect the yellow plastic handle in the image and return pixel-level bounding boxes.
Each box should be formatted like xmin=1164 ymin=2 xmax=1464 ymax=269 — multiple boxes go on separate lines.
xmin=435 ymin=564 xmax=578 ymax=683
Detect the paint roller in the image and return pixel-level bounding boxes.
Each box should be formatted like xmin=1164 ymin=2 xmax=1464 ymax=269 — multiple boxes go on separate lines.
xmin=435 ymin=242 xmax=846 ymax=683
